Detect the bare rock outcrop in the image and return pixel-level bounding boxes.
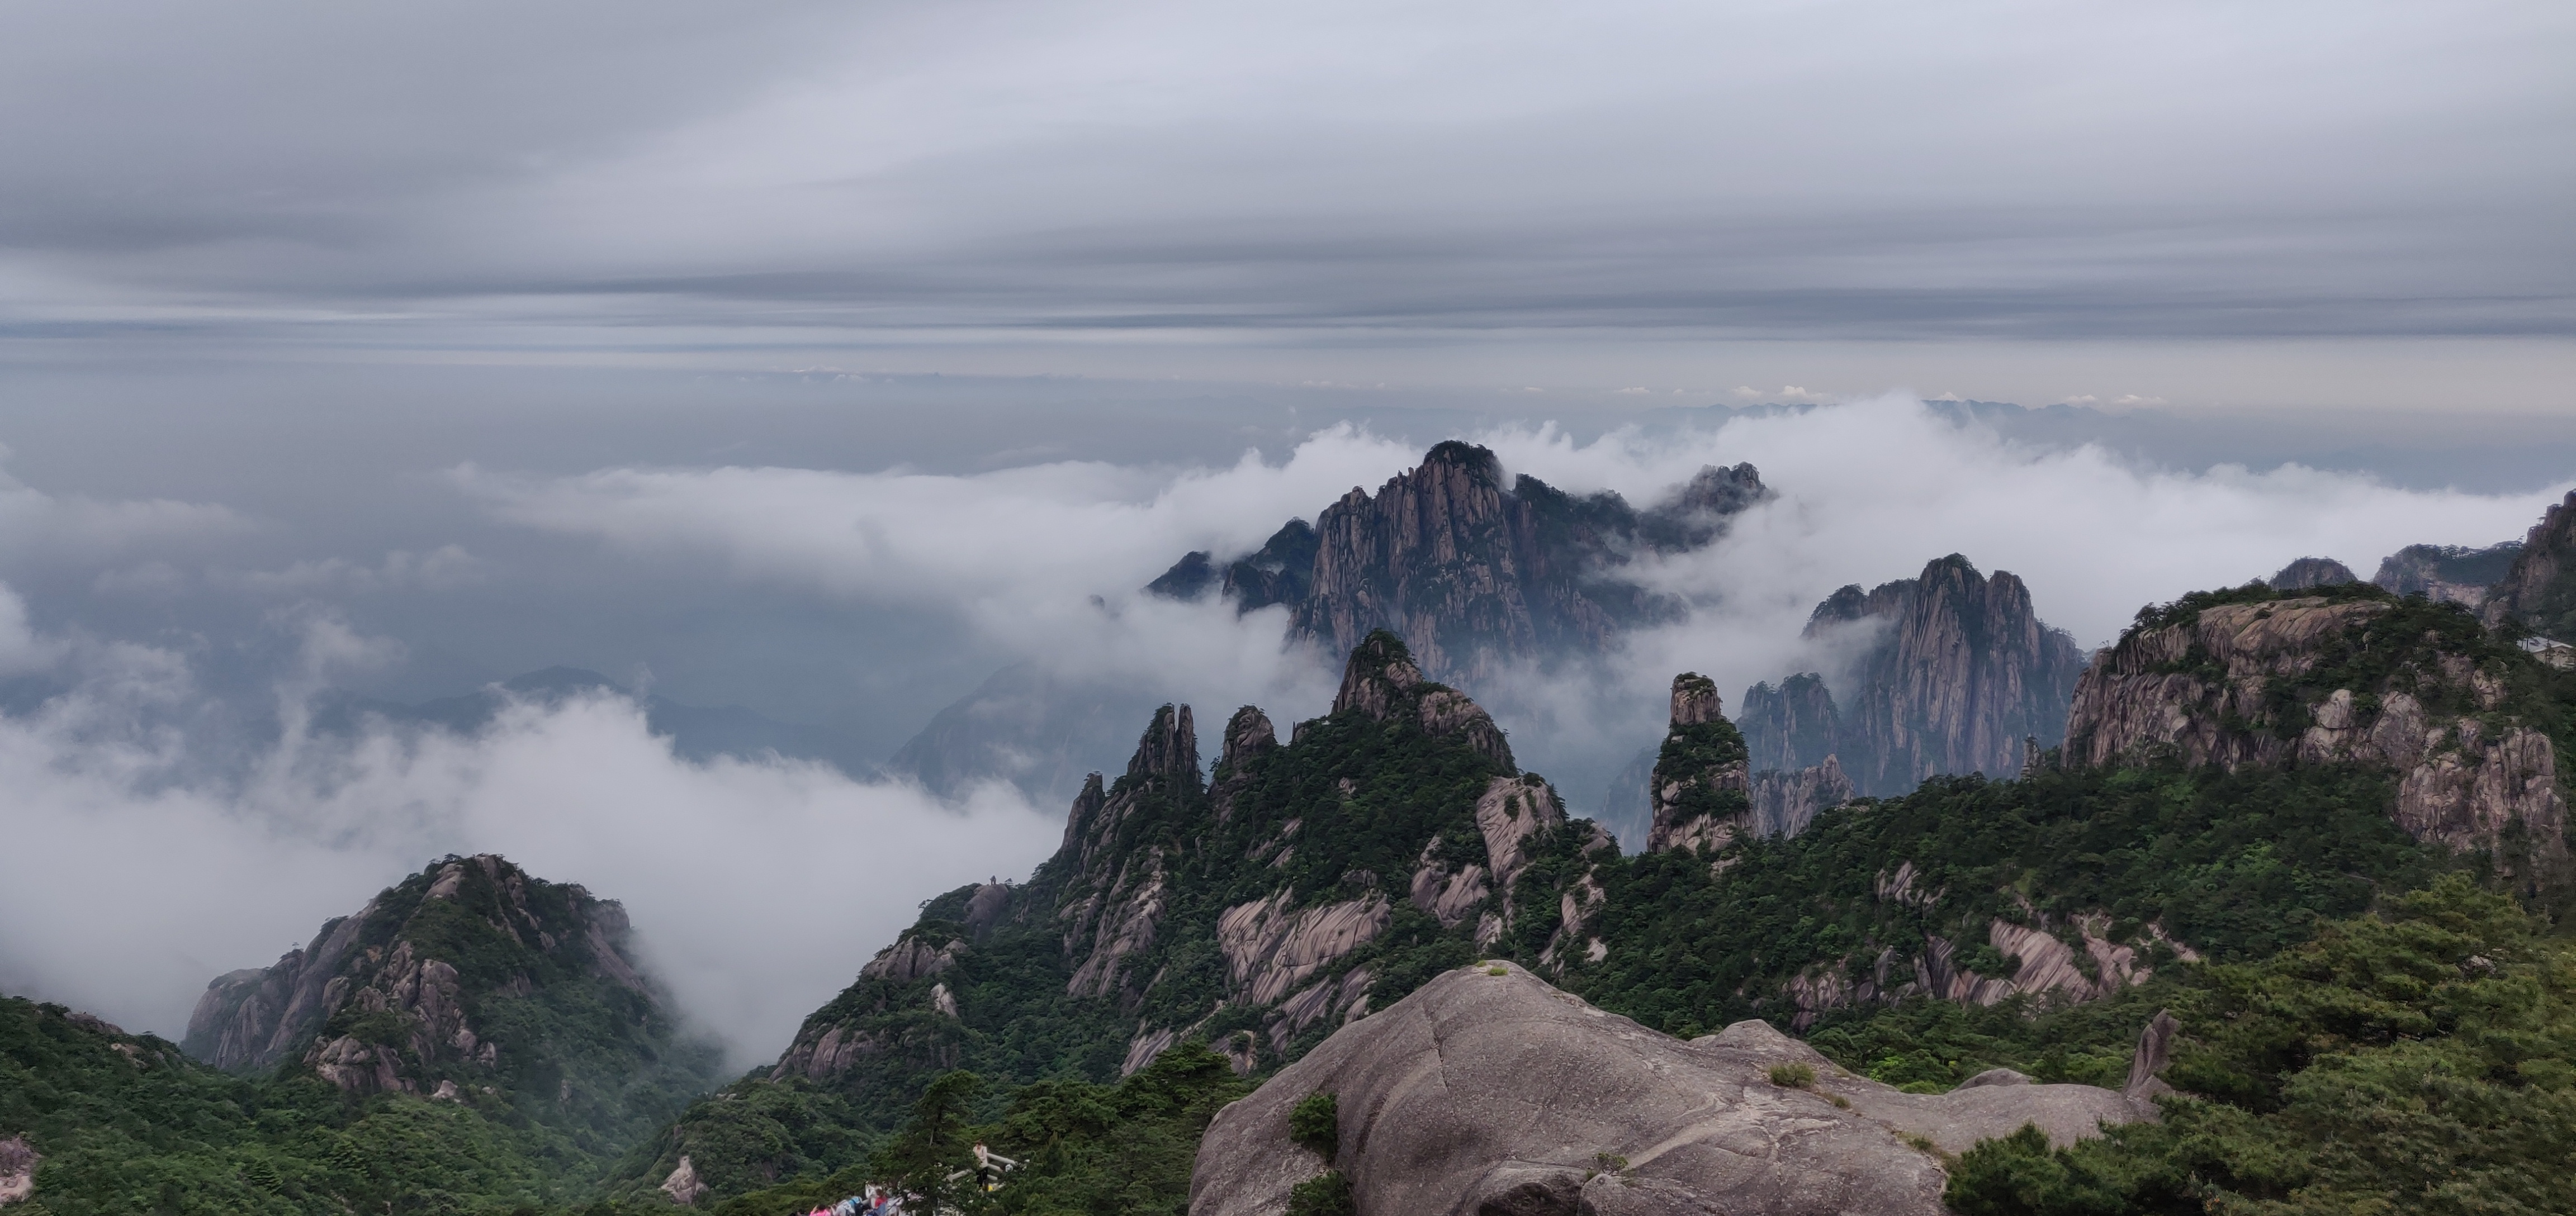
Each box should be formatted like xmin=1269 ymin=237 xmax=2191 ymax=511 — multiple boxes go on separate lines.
xmin=2269 ymin=556 xmax=2359 ymax=590
xmin=1151 ymin=443 xmax=1767 ymax=684
xmin=1216 ymin=890 xmax=1392 ymax=1008
xmin=1190 ymin=964 xmax=2162 ymax=1216
xmin=2065 ymin=593 xmax=2566 ymax=861
xmin=1747 ymin=757 xmax=1854 ymax=840
xmin=1332 ymin=630 xmax=1516 ymax=770
xmin=661 ymin=1155 xmax=708 ymax=1206
xmin=1739 ymin=672 xmax=1841 ymax=772
xmin=1052 ymin=705 xmax=1205 ymax=1002
xmin=1797 ymin=555 xmax=2089 ymax=796
xmin=0 ymin=1135 xmax=37 ymax=1208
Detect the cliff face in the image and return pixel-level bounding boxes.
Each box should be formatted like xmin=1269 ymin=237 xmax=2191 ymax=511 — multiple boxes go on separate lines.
xmin=184 ymin=854 xmax=712 ymax=1118
xmin=2485 ymin=491 xmax=2576 ymax=640
xmin=1800 ymin=555 xmax=2089 ymax=796
xmin=1739 ymin=672 xmax=1843 ymax=771
xmin=669 ymin=631 xmax=1604 ymax=1203
xmin=2374 ymin=542 xmax=2521 ymax=611
xmin=1150 ymin=443 xmax=1768 ymax=684
xmin=2066 ymin=586 xmax=2566 ymax=864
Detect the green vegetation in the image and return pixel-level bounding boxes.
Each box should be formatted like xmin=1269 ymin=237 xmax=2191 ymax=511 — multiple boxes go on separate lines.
xmin=1765 ymin=1062 xmax=1815 ymax=1089
xmin=1560 ymin=761 xmax=2452 ymax=1038
xmin=704 ymin=1043 xmax=1243 ymax=1216
xmin=1284 ymin=1171 xmax=1355 ymax=1216
xmin=0 ymin=993 xmax=667 ymax=1216
xmin=4 ymin=856 xmax=719 ymax=1215
xmin=1943 ymin=875 xmax=2576 ymax=1214
xmin=1286 ymin=1091 xmax=1337 ymax=1158
xmin=656 ymin=643 xmax=1527 ymax=1201
xmin=1646 ymin=680 xmax=1752 ymax=831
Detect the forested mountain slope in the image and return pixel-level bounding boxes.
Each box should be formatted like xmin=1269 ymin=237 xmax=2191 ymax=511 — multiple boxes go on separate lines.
xmin=3 ymin=857 xmax=717 ymax=1215
xmin=636 ymin=631 xmax=1600 ymax=1203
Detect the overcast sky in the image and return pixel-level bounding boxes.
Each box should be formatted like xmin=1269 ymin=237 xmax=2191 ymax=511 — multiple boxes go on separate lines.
xmin=2 ymin=0 xmax=2569 ymax=406
xmin=2 ymin=0 xmax=2572 ymax=1055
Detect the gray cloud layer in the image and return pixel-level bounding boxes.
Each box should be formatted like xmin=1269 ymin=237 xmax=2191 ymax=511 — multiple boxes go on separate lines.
xmin=1 ymin=0 xmax=2566 ymax=355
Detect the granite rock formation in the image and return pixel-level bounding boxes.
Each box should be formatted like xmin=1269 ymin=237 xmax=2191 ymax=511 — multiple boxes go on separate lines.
xmin=0 ymin=1136 xmax=32 ymax=1208
xmin=1793 ymin=555 xmax=2089 ymax=796
xmin=1149 ymin=442 xmax=1768 ymax=683
xmin=2267 ymin=556 xmax=2358 ymax=589
xmin=2066 ymin=590 xmax=2566 ymax=864
xmin=183 ymin=854 xmax=699 ymax=1106
xmin=2373 ymin=542 xmax=2521 ymax=611
xmin=2484 ymin=490 xmax=2576 ymax=639
xmin=1189 ymin=963 xmax=2168 ymax=1216
xmin=1748 ymin=757 xmax=1855 ymax=841
xmin=1737 ymin=672 xmax=1843 ymax=772
xmin=695 ymin=633 xmax=1611 ymax=1200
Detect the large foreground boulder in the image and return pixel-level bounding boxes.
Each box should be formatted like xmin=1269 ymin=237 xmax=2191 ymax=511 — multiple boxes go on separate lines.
xmin=1190 ymin=963 xmax=2161 ymax=1216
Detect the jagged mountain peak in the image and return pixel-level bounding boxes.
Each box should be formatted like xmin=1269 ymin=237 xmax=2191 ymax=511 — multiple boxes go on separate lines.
xmin=1333 ymin=629 xmax=1427 ymax=716
xmin=1125 ymin=703 xmax=1201 ymax=786
xmin=1218 ymin=705 xmax=1278 ymax=772
xmin=1668 ymin=671 xmax=1722 ymax=725
xmin=1145 ymin=442 xmax=1765 ymax=685
xmin=1781 ymin=554 xmax=2086 ymax=795
xmin=1331 ymin=629 xmax=1514 ymax=771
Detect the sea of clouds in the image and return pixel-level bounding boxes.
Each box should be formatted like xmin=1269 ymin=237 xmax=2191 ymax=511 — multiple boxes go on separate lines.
xmin=1 ymin=395 xmax=2563 ymax=1064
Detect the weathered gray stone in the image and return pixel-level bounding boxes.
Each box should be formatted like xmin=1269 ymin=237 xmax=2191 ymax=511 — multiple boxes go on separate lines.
xmin=1191 ymin=965 xmax=2159 ymax=1216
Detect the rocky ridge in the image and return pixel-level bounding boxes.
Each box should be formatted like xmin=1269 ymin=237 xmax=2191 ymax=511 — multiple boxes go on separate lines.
xmin=2066 ymin=586 xmax=2568 ymax=865
xmin=1746 ymin=555 xmax=2087 ymax=799
xmin=1150 ymin=442 xmax=1768 ymax=684
xmin=657 ymin=631 xmax=1606 ymax=1203
xmin=1190 ymin=963 xmax=2174 ymax=1216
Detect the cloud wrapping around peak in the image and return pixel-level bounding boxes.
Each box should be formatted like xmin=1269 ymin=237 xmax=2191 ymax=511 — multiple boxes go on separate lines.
xmin=460 ymin=396 xmax=2570 ymax=799
xmin=0 ymin=604 xmax=1059 ymax=1063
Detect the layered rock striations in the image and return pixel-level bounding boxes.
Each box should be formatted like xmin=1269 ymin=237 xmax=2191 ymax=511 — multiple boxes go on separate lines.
xmin=1793 ymin=555 xmax=2089 ymax=796
xmin=1150 ymin=442 xmax=1769 ymax=684
xmin=183 ymin=854 xmax=712 ymax=1126
xmin=660 ymin=631 xmax=1612 ymax=1204
xmin=1190 ymin=963 xmax=2171 ymax=1216
xmin=2066 ymin=585 xmax=2566 ymax=864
